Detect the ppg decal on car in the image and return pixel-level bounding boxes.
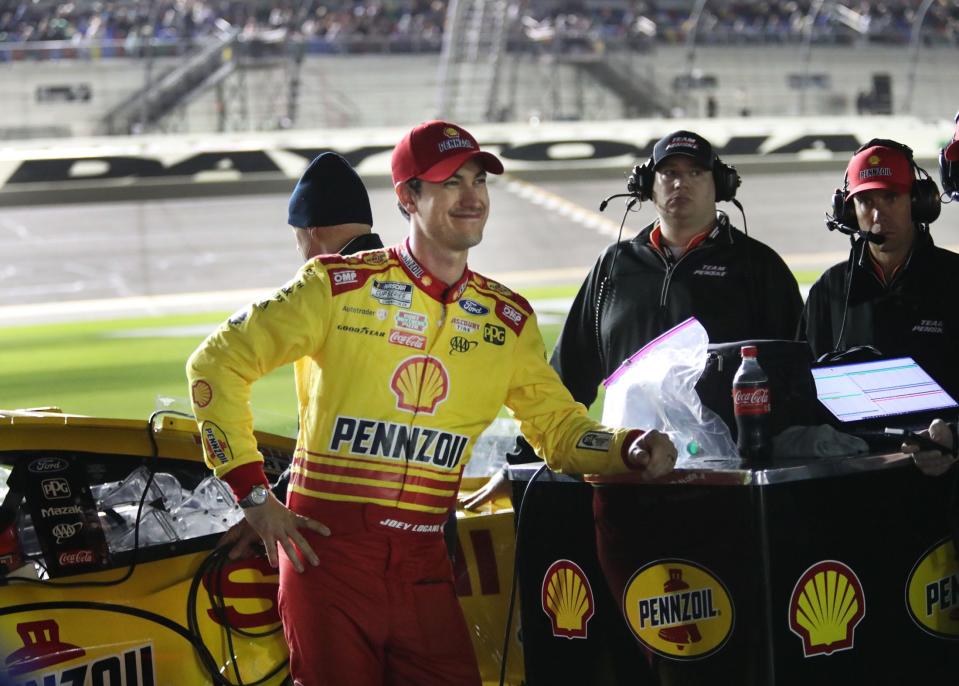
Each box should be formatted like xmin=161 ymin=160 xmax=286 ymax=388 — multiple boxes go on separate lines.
xmin=459 ymin=299 xmax=489 ymax=316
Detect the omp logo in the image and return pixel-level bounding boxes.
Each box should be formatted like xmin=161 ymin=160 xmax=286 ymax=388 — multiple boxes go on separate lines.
xmin=501 ymin=304 xmax=522 ymax=325
xmin=332 ymin=269 xmax=358 ymax=284
xmin=542 ymin=559 xmax=595 ymax=639
xmin=28 ymin=458 xmax=68 ymax=474
xmin=41 ymin=478 xmax=71 ymax=499
xmin=624 ymin=560 xmax=734 ymax=659
xmin=905 ymin=537 xmax=959 ymax=639
xmin=390 ymin=356 xmax=450 ymax=414
xmin=788 ymin=560 xmax=865 ymax=657
xmin=52 ymin=521 xmax=83 ymax=543
xmin=458 ymin=299 xmax=489 ymax=316
xmin=483 ymin=323 xmax=506 ymax=346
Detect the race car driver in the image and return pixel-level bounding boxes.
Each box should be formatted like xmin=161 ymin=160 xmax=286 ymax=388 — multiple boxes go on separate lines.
xmin=218 ymin=150 xmax=383 ymax=561
xmin=187 ymin=120 xmax=677 ymax=686
xmin=800 ymin=139 xmax=959 ymax=399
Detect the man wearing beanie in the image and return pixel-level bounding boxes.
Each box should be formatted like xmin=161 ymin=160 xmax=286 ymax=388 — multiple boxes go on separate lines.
xmin=940 ymin=112 xmax=959 ymax=202
xmin=187 ymin=121 xmax=676 ymax=685
xmin=218 ymin=151 xmax=384 ymax=560
xmin=801 ymin=139 xmax=959 ymax=397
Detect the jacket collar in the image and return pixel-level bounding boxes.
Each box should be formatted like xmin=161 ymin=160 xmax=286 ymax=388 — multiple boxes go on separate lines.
xmin=393 ymin=238 xmax=471 ymax=304
xmin=340 ymin=232 xmax=384 ymax=255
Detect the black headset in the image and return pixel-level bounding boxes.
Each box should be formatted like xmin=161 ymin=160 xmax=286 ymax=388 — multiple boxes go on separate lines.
xmin=627 ymin=150 xmax=741 ymax=203
xmin=830 ymin=138 xmax=941 ymax=229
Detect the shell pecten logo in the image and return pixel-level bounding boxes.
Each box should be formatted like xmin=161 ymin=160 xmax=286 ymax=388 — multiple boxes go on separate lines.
xmin=623 ymin=559 xmax=734 ymax=660
xmin=905 ymin=537 xmax=959 ymax=639
xmin=390 ymin=356 xmax=450 ymax=414
xmin=541 ymin=559 xmax=594 ymax=639
xmin=868 ymin=154 xmax=881 ymax=165
xmin=443 ymin=126 xmax=461 ymax=138
xmin=788 ymin=560 xmax=865 ymax=657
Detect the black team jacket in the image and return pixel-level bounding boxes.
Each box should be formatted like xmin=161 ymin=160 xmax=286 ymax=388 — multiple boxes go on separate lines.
xmin=800 ymin=230 xmax=959 ymax=400
xmin=553 ymin=214 xmax=803 ymax=408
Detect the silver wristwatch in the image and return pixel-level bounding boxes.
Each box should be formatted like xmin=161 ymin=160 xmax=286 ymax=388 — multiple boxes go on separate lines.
xmin=238 ymin=484 xmax=269 ymax=509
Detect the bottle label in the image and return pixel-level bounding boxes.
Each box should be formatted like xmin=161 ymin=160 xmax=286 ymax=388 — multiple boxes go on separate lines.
xmin=733 ymin=387 xmax=771 ymax=416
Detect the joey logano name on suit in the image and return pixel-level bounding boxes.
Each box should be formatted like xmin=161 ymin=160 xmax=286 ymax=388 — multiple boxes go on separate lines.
xmin=330 ymin=416 xmax=469 ymax=469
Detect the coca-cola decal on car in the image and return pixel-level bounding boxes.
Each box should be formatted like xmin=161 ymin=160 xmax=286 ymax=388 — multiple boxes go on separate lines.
xmin=58 ymin=550 xmax=95 ymax=567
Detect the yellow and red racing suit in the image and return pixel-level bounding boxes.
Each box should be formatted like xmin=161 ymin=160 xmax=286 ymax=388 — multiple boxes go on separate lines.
xmin=187 ymin=239 xmax=642 ymax=528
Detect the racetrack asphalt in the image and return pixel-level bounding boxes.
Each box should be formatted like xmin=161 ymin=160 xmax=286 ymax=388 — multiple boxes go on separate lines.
xmin=1 ymin=168 xmax=957 ymax=326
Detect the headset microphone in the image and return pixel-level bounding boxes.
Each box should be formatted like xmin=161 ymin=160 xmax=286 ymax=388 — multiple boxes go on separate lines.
xmin=824 ymin=213 xmax=886 ymax=245
xmin=598 ymin=193 xmax=639 ymax=213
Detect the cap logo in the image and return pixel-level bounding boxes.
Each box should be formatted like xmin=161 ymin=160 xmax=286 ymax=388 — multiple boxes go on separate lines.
xmin=859 ymin=167 xmax=893 ymax=180
xmin=667 ymin=136 xmax=699 ymax=150
xmin=443 ymin=127 xmax=460 ymax=138
xmin=438 ymin=137 xmax=477 ymax=154
xmin=868 ymin=154 xmax=881 ymax=165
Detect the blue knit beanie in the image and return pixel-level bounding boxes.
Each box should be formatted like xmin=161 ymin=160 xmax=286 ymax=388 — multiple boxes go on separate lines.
xmin=288 ymin=153 xmax=373 ymax=228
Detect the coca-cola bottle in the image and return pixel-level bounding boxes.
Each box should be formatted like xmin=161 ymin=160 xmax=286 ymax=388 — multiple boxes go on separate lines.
xmin=732 ymin=345 xmax=772 ymax=463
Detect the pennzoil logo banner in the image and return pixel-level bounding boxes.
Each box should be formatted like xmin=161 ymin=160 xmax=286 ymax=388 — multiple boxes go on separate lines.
xmin=905 ymin=537 xmax=959 ymax=640
xmin=788 ymin=559 xmax=865 ymax=657
xmin=622 ymin=559 xmax=734 ymax=660
xmin=541 ymin=559 xmax=595 ymax=639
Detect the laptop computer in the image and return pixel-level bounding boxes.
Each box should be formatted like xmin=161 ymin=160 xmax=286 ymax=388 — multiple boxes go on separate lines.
xmin=811 ymin=356 xmax=959 ymax=450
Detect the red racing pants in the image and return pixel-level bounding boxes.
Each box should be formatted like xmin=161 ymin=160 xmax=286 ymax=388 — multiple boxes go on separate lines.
xmin=277 ymin=502 xmax=480 ymax=686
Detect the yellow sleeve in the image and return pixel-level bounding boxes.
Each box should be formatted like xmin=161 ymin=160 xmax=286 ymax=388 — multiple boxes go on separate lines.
xmin=504 ymin=312 xmax=640 ymax=475
xmin=185 ymin=260 xmax=331 ymax=484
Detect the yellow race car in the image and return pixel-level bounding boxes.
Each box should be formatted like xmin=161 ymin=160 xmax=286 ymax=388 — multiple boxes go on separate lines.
xmin=0 ymin=409 xmax=522 ymax=685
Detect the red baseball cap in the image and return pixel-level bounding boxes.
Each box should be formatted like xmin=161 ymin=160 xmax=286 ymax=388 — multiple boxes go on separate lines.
xmin=945 ymin=113 xmax=959 ymax=162
xmin=391 ymin=121 xmax=504 ymax=185
xmin=846 ymin=144 xmax=913 ymax=198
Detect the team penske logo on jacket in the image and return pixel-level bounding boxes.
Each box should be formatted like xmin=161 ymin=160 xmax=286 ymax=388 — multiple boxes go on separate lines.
xmin=330 ymin=416 xmax=468 ymax=469
xmin=391 ymin=356 xmax=450 ymax=413
xmin=905 ymin=537 xmax=959 ymax=639
xmin=372 ymin=280 xmax=413 ymax=308
xmin=788 ymin=560 xmax=865 ymax=657
xmin=623 ymin=559 xmax=734 ymax=660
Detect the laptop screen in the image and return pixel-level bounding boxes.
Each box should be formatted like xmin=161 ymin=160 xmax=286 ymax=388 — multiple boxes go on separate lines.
xmin=812 ymin=357 xmax=958 ymax=424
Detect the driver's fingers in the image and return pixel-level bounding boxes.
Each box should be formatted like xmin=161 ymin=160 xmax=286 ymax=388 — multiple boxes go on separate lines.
xmin=288 ymin=527 xmax=319 ymax=567
xmin=280 ymin=537 xmax=305 ymax=574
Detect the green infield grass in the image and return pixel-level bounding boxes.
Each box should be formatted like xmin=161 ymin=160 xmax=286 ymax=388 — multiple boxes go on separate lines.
xmin=0 ymin=285 xmax=579 ymax=436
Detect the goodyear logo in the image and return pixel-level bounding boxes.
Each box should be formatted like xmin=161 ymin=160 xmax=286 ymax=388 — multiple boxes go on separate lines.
xmin=541 ymin=559 xmax=594 ymax=639
xmin=623 ymin=559 xmax=734 ymax=659
xmin=905 ymin=537 xmax=959 ymax=639
xmin=788 ymin=559 xmax=865 ymax=657
xmin=390 ymin=356 xmax=449 ymax=414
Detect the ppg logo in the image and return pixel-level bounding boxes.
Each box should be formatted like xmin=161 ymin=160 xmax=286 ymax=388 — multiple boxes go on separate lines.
xmin=483 ymin=323 xmax=506 ymax=346
xmin=42 ymin=478 xmax=72 ymax=499
xmin=28 ymin=457 xmax=68 ymax=474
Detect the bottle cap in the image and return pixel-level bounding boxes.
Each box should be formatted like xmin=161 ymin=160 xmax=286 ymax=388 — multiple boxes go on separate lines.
xmin=740 ymin=345 xmax=758 ymax=357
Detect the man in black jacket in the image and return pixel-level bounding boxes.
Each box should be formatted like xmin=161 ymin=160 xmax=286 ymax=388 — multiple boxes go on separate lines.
xmin=553 ymin=130 xmax=803 ymax=407
xmin=800 ymin=140 xmax=959 ymax=398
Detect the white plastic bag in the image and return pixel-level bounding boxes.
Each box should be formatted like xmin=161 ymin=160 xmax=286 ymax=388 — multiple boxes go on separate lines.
xmin=601 ymin=318 xmax=738 ymax=461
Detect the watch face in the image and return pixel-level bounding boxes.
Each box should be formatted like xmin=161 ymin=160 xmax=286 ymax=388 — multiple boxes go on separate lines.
xmin=242 ymin=485 xmax=268 ymax=507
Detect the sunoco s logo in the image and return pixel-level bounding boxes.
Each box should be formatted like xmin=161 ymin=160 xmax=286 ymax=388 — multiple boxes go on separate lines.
xmin=28 ymin=458 xmax=68 ymax=474
xmin=542 ymin=559 xmax=595 ymax=639
xmin=789 ymin=559 xmax=865 ymax=657
xmin=905 ymin=537 xmax=959 ymax=639
xmin=623 ymin=559 xmax=734 ymax=660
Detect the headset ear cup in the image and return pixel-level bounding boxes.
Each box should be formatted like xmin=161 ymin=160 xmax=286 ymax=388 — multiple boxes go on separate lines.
xmin=911 ymin=177 xmax=941 ymax=224
xmin=631 ymin=160 xmax=654 ymax=201
xmin=833 ymin=188 xmax=859 ymax=230
xmin=712 ymin=160 xmax=740 ymax=202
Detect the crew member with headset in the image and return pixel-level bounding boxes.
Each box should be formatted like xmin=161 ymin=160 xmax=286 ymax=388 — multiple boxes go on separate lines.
xmin=462 ymin=130 xmax=803 ymax=683
xmin=940 ymin=112 xmax=959 ymax=203
xmin=799 ymin=139 xmax=959 ymax=399
xmin=462 ymin=130 xmax=803 ymax=508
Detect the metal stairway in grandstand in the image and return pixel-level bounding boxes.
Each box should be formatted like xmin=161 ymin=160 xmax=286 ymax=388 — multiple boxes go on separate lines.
xmin=558 ymin=52 xmax=678 ymax=118
xmin=98 ymin=27 xmax=240 ymax=135
xmin=436 ymin=0 xmax=515 ymax=123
